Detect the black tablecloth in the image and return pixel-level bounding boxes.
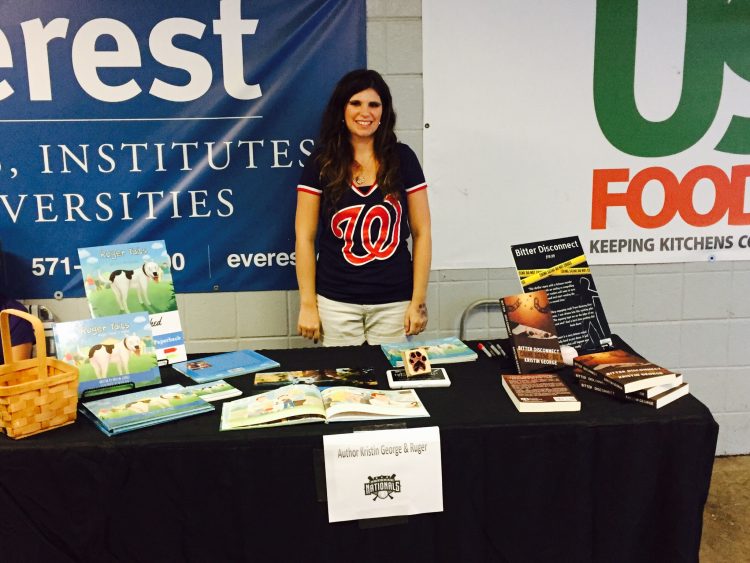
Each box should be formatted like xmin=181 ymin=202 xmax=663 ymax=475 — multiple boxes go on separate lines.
xmin=0 ymin=338 xmax=718 ymax=563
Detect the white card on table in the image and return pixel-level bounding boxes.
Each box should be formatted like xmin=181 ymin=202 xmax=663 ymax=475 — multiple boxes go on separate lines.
xmin=323 ymin=426 xmax=443 ymax=523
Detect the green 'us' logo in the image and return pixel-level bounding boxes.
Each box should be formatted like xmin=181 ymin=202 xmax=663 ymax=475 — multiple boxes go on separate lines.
xmin=593 ymin=0 xmax=750 ymax=157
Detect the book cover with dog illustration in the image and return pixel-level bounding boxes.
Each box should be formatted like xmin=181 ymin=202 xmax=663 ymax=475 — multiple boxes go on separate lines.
xmin=53 ymin=312 xmax=162 ymax=397
xmin=77 ymin=240 xmax=187 ymax=365
xmin=80 ymin=384 xmax=214 ymax=435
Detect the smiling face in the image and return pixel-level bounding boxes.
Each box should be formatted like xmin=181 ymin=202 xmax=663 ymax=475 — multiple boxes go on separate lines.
xmin=344 ymin=88 xmax=383 ymax=140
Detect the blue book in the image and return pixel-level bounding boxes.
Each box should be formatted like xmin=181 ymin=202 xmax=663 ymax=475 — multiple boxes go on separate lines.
xmin=380 ymin=337 xmax=478 ymax=367
xmin=171 ymin=350 xmax=281 ymax=383
xmin=80 ymin=384 xmax=214 ymax=436
xmin=53 ymin=312 xmax=162 ymax=397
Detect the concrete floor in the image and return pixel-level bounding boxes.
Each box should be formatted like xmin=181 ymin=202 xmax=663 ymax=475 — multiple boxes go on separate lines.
xmin=700 ymin=455 xmax=750 ymax=562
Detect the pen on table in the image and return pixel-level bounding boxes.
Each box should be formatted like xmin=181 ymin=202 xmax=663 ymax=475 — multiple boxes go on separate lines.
xmin=477 ymin=342 xmax=493 ymax=358
xmin=490 ymin=343 xmax=506 ymax=358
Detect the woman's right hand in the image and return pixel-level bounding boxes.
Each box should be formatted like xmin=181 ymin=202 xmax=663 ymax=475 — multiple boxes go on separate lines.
xmin=298 ymin=303 xmax=321 ymax=343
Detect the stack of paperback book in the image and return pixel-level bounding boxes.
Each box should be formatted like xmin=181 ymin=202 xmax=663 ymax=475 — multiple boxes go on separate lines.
xmin=573 ymin=349 xmax=689 ymax=409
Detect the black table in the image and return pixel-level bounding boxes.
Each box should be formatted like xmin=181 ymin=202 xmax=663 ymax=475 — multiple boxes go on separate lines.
xmin=0 ymin=338 xmax=718 ymax=563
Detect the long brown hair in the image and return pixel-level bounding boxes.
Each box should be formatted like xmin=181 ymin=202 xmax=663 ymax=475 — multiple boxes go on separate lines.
xmin=316 ymin=69 xmax=400 ymax=208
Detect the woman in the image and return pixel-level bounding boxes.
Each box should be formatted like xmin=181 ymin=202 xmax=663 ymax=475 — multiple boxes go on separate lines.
xmin=295 ymin=69 xmax=431 ymax=346
xmin=0 ymin=292 xmax=33 ymax=362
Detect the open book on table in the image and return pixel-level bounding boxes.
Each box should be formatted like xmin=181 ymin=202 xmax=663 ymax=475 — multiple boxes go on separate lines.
xmin=220 ymin=385 xmax=429 ymax=430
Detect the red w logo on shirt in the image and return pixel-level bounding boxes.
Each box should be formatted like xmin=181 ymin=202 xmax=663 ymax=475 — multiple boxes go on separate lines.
xmin=330 ymin=195 xmax=403 ymax=265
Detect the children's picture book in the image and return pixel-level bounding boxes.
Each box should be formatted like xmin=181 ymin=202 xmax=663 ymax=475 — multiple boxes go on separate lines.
xmin=573 ymin=348 xmax=678 ymax=393
xmin=79 ymin=384 xmax=214 ymax=436
xmin=254 ymin=367 xmax=378 ymax=387
xmin=386 ymin=367 xmax=451 ymax=389
xmin=77 ymin=240 xmax=187 ymax=365
xmin=183 ymin=380 xmax=242 ymax=402
xmin=53 ymin=312 xmax=161 ymax=397
xmin=499 ymin=289 xmax=565 ymax=374
xmin=220 ymin=385 xmax=430 ymax=430
xmin=380 ymin=337 xmax=477 ymax=367
xmin=171 ymin=349 xmax=280 ymax=383
xmin=501 ymin=374 xmax=581 ymax=412
xmin=510 ymin=235 xmax=612 ymax=353
xmin=576 ymin=377 xmax=690 ymax=409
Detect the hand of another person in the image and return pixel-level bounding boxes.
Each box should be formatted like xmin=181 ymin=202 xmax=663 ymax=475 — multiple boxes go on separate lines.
xmin=404 ymin=301 xmax=428 ymax=336
xmin=298 ymin=303 xmax=321 ymax=343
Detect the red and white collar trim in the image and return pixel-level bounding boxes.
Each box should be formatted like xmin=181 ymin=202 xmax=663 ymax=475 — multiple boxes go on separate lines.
xmin=350 ymin=182 xmax=379 ymax=197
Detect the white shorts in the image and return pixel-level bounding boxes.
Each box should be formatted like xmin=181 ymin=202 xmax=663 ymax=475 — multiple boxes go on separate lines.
xmin=317 ymin=294 xmax=411 ymax=347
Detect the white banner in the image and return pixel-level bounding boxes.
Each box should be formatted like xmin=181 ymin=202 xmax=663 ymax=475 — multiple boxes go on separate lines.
xmin=323 ymin=426 xmax=443 ymax=523
xmin=424 ymin=0 xmax=750 ymax=267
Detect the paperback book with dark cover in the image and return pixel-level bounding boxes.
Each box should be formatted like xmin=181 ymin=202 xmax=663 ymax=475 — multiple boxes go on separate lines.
xmin=575 ymin=374 xmax=690 ymax=409
xmin=499 ymin=289 xmax=564 ymax=374
xmin=573 ymin=348 xmax=678 ymax=393
xmin=501 ymin=373 xmax=581 ymax=412
xmin=510 ymin=235 xmax=612 ymax=353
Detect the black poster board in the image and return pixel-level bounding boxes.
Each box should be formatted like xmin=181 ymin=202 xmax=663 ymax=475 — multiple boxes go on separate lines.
xmin=510 ymin=235 xmax=612 ymax=353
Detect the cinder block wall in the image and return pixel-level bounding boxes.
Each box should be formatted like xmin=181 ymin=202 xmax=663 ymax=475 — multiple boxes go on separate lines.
xmin=27 ymin=0 xmax=749 ymax=455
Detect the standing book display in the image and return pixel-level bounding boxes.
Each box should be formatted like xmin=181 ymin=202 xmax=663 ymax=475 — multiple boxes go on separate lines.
xmin=77 ymin=240 xmax=187 ymax=365
xmin=0 ymin=309 xmax=78 ymax=439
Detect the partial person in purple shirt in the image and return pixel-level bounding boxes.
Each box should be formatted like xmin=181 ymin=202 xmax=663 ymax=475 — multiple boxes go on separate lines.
xmin=0 ymin=292 xmax=33 ymax=363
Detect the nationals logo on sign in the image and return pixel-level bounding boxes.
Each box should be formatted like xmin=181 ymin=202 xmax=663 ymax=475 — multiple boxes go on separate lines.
xmin=364 ymin=474 xmax=401 ymax=500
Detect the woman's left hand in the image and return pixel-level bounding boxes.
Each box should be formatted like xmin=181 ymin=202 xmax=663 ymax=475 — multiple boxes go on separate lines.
xmin=404 ymin=301 xmax=428 ymax=336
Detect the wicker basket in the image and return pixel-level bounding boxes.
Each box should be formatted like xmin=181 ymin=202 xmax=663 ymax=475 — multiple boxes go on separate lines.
xmin=0 ymin=308 xmax=78 ymax=439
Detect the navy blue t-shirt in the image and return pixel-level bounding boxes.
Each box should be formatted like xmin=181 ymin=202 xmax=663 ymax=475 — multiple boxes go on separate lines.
xmin=297 ymin=143 xmax=427 ymax=304
xmin=0 ymin=299 xmax=33 ymax=363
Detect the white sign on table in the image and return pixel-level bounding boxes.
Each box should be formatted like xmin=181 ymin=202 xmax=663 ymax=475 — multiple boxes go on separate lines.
xmin=323 ymin=426 xmax=443 ymax=523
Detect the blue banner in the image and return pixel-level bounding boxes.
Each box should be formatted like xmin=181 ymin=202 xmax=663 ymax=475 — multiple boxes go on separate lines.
xmin=0 ymin=0 xmax=365 ymax=298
